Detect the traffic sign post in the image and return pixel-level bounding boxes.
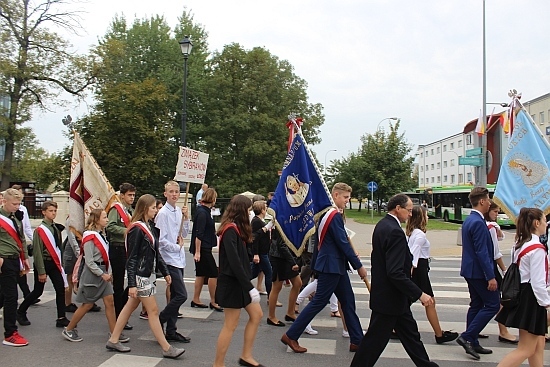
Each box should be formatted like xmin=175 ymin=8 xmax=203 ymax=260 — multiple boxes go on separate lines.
xmin=458 ymin=157 xmax=483 ymax=167
xmin=367 ymin=181 xmax=378 ymax=221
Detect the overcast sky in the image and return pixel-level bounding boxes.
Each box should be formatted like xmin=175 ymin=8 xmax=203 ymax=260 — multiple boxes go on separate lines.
xmin=28 ymin=0 xmax=550 ymax=167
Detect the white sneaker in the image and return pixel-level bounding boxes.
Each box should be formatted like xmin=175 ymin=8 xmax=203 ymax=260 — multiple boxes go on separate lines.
xmin=305 ymin=325 xmax=318 ymax=335
xmin=342 ymin=330 xmax=349 ymax=338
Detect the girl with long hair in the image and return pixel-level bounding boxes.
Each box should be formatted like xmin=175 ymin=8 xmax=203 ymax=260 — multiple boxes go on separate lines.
xmin=62 ymin=209 xmax=119 ymax=342
xmin=484 ymin=200 xmax=517 ymax=344
xmin=213 ymin=195 xmax=264 ymax=367
xmin=406 ymin=205 xmax=458 ymax=344
xmin=496 ymin=207 xmax=550 ymax=367
xmin=106 ymin=194 xmax=184 ymax=358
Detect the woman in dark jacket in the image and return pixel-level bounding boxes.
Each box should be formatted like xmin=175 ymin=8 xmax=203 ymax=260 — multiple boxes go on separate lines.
xmin=106 ymin=194 xmax=184 ymax=359
xmin=267 ymin=227 xmax=302 ymax=327
xmin=213 ymin=195 xmax=264 ymax=367
xmin=250 ymin=200 xmax=273 ymax=296
xmin=190 ymin=188 xmax=223 ymax=311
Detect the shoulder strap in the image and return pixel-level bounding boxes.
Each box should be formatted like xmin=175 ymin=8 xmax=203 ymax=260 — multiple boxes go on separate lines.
xmin=219 ymin=223 xmax=240 ymax=240
xmin=517 ymin=243 xmax=546 ymax=265
xmin=111 ymin=203 xmax=131 ymax=228
xmin=317 ymin=208 xmax=338 ymax=251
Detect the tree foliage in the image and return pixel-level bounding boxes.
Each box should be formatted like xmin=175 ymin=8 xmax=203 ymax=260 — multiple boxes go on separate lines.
xmin=0 ymin=0 xmax=96 ymax=189
xmin=76 ymin=12 xmax=324 ymax=197
xmin=331 ymin=121 xmax=416 ymax=205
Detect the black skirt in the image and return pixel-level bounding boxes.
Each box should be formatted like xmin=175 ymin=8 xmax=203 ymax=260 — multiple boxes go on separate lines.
xmin=195 ymin=248 xmax=218 ymax=278
xmin=411 ymin=258 xmax=434 ymax=297
xmin=495 ymin=283 xmax=548 ymax=336
xmin=270 ymin=256 xmax=298 ymax=282
xmin=215 ymin=273 xmax=251 ymax=309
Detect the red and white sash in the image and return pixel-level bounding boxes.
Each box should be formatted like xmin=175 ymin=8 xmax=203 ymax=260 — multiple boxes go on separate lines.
xmin=0 ymin=213 xmax=25 ymax=269
xmin=112 ymin=203 xmax=131 ymax=228
xmin=36 ymin=224 xmax=68 ymax=287
xmin=82 ymin=230 xmax=110 ymax=271
xmin=126 ymin=221 xmax=155 ymax=253
xmin=317 ymin=208 xmax=338 ymax=251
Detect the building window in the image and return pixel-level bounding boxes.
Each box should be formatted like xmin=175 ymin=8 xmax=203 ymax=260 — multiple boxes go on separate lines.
xmin=420 ymin=152 xmax=423 ymax=158
xmin=437 ymin=162 xmax=440 ymax=169
xmin=451 ymin=174 xmax=455 ymax=183
xmin=431 ymin=149 xmax=434 ymax=155
xmin=531 ymin=114 xmax=536 ymax=123
xmin=450 ymin=142 xmax=454 ymax=149
xmin=431 ymin=164 xmax=434 ymax=170
xmin=443 ymin=175 xmax=448 ymax=182
xmin=420 ymin=178 xmax=424 ymax=184
xmin=540 ymin=111 xmax=545 ymax=125
xmin=425 ymin=150 xmax=428 ymax=157
xmin=443 ymin=161 xmax=448 ymax=168
xmin=425 ymin=165 xmax=429 ymax=171
xmin=443 ymin=145 xmax=447 ymax=152
xmin=450 ymin=159 xmax=455 ymax=166
xmin=459 ymin=173 xmax=463 ymax=183
xmin=431 ymin=177 xmax=434 ymax=183
xmin=420 ymin=166 xmax=423 ymax=172
xmin=458 ymin=140 xmax=462 ymax=148
xmin=437 ymin=147 xmax=440 ymax=154
xmin=467 ymin=172 xmax=472 ymax=182
xmin=437 ymin=176 xmax=441 ymax=183
xmin=466 ymin=134 xmax=472 ymax=145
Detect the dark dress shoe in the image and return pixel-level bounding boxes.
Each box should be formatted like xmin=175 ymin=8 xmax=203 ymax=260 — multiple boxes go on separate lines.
xmin=477 ymin=333 xmax=489 ymax=338
xmin=209 ymin=303 xmax=224 ymax=312
xmin=190 ymin=301 xmax=208 ymax=308
xmin=281 ymin=333 xmax=307 ymax=353
xmin=473 ymin=345 xmax=492 ymax=354
xmin=124 ymin=323 xmax=133 ymax=330
xmin=267 ymin=318 xmax=285 ymax=327
xmin=17 ymin=312 xmax=31 ymax=326
xmin=456 ymin=336 xmax=480 ymax=360
xmin=56 ymin=317 xmax=70 ymax=328
xmin=90 ymin=303 xmax=101 ymax=312
xmin=349 ymin=343 xmax=359 ymax=352
xmin=166 ymin=332 xmax=191 ymax=343
xmin=31 ymin=298 xmax=41 ymax=305
xmin=284 ymin=315 xmax=296 ymax=322
xmin=238 ymin=357 xmax=265 ymax=367
xmin=65 ymin=303 xmax=78 ymax=313
xmin=498 ymin=336 xmax=519 ymax=344
xmin=435 ymin=330 xmax=459 ymax=344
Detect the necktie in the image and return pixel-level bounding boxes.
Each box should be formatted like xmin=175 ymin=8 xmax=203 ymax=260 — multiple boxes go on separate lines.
xmin=52 ymin=225 xmax=61 ymax=248
xmin=9 ymin=214 xmax=21 ymax=236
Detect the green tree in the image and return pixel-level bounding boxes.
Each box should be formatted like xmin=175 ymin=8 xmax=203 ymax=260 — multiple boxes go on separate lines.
xmin=0 ymin=0 xmax=96 ymax=189
xmin=332 ymin=121 xmax=416 ymax=209
xmin=199 ymin=43 xmax=323 ymax=196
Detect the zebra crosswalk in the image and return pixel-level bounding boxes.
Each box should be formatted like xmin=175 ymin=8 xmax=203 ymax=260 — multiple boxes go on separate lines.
xmin=6 ymin=256 xmax=549 ymax=366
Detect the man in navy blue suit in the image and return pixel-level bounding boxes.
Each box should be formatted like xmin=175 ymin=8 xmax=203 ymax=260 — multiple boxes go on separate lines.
xmin=456 ymin=186 xmax=499 ymax=360
xmin=281 ymin=182 xmax=367 ymax=353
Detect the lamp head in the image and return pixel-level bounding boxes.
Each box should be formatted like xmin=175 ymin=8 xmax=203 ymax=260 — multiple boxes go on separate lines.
xmin=179 ymin=36 xmax=193 ymax=57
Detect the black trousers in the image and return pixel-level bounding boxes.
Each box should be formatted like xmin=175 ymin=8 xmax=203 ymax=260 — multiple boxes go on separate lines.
xmin=19 ymin=260 xmax=66 ymax=318
xmin=350 ymin=309 xmax=438 ymax=367
xmin=0 ymin=258 xmax=21 ymax=338
xmin=109 ymin=244 xmax=128 ymax=317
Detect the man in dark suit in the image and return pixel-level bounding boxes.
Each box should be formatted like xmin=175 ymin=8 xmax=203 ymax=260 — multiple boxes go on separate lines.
xmin=456 ymin=186 xmax=499 ymax=360
xmin=282 ymin=183 xmax=367 ymax=353
xmin=351 ymin=194 xmax=438 ymax=367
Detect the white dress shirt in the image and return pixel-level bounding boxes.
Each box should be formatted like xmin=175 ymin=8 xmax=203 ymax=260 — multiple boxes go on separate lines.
xmin=515 ymin=235 xmax=550 ymax=307
xmin=155 ymin=202 xmax=188 ymax=268
xmin=20 ymin=204 xmax=33 ymax=241
xmin=486 ymin=221 xmax=504 ymax=260
xmin=407 ymin=228 xmax=430 ymax=268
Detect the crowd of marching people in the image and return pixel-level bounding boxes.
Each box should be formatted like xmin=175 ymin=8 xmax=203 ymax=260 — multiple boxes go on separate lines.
xmin=0 ymin=181 xmax=549 ymax=367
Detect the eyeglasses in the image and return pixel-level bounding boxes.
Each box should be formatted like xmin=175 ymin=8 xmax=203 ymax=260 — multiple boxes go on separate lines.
xmin=399 ymin=206 xmax=413 ymax=213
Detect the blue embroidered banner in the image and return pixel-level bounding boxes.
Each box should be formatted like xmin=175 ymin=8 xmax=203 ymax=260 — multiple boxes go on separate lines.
xmin=494 ymin=108 xmax=550 ymax=221
xmin=267 ymin=134 xmax=333 ymax=255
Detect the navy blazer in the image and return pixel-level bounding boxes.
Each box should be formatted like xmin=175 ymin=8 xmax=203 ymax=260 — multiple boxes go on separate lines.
xmin=460 ymin=210 xmax=495 ymax=280
xmin=311 ymin=211 xmax=362 ymax=275
xmin=370 ymin=214 xmax=422 ymax=316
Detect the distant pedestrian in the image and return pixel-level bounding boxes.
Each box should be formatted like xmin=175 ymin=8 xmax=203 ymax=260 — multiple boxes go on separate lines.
xmin=196 ymin=183 xmax=208 ymax=206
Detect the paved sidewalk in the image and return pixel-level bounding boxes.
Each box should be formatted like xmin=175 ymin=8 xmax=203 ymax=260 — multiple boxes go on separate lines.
xmin=345 ymin=219 xmax=516 ymax=258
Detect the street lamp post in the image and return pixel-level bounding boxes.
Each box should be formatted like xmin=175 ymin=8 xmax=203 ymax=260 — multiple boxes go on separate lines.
xmin=376 ymin=117 xmax=400 ymax=131
xmin=179 ymin=36 xmax=193 ymax=146
xmin=324 ymin=149 xmax=337 ymax=176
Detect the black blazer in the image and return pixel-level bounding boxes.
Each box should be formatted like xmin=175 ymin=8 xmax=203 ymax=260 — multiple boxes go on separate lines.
xmin=370 ymin=214 xmax=422 ymax=316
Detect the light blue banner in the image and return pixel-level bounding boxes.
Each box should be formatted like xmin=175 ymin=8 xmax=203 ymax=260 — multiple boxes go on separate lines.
xmin=494 ymin=108 xmax=550 ymax=221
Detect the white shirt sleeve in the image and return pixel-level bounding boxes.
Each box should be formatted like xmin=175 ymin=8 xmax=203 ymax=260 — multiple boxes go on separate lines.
xmin=20 ymin=205 xmax=33 ymax=241
xmin=155 ymin=211 xmax=180 ymax=253
xmin=408 ymin=230 xmax=425 ymax=268
xmin=488 ymin=226 xmax=502 ymax=260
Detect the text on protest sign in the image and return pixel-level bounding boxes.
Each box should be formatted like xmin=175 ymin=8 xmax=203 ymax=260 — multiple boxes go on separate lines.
xmin=174 ymin=146 xmax=209 ymax=184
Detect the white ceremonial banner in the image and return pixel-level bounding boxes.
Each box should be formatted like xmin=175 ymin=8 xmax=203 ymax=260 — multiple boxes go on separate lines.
xmin=174 ymin=146 xmax=209 ymax=184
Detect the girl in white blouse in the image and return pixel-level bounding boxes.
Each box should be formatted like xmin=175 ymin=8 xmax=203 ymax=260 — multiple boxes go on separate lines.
xmin=406 ymin=205 xmax=458 ymax=344
xmin=496 ymin=207 xmax=550 ymax=367
xmin=484 ymin=200 xmax=517 ymax=344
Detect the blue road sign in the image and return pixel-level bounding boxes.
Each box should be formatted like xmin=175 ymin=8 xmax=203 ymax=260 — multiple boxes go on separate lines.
xmin=367 ymin=181 xmax=378 ymax=192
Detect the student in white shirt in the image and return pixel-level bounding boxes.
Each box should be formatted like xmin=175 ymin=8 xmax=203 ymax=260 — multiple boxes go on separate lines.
xmin=155 ymin=181 xmax=191 ymax=343
xmin=496 ymin=207 xmax=550 ymax=367
xmin=406 ymin=205 xmax=458 ymax=344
